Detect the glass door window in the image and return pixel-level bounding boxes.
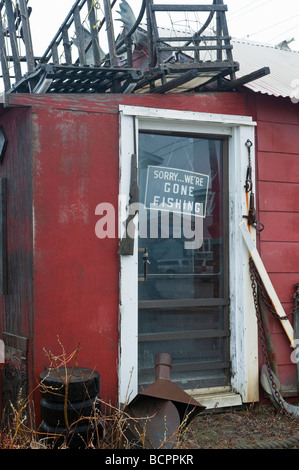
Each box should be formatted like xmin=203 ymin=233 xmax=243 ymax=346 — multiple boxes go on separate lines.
xmin=138 ymin=131 xmax=229 ymax=391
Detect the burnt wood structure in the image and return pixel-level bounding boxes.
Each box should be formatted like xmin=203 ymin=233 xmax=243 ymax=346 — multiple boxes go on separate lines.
xmin=0 ymin=0 xmax=268 ymax=95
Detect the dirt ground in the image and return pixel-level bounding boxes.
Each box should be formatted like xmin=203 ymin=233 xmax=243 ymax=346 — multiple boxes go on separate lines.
xmin=178 ymin=403 xmax=299 ymax=449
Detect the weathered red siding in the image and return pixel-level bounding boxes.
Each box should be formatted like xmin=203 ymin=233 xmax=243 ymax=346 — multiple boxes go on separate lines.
xmin=31 ymin=106 xmax=120 ymax=408
xmin=0 ymin=90 xmax=298 ymax=418
xmin=27 ymin=92 xmax=251 ymax=411
xmin=256 ymin=94 xmax=299 ymax=391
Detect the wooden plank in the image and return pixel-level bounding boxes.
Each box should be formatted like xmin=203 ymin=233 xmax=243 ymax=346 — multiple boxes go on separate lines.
xmin=103 ymin=0 xmax=118 ymax=66
xmin=255 ymin=94 xmax=299 ymax=125
xmin=267 ymin=273 xmax=299 ymax=303
xmin=260 ymin=242 xmax=299 ymax=273
xmin=258 ymin=121 xmax=299 ymax=154
xmin=62 ymin=26 xmax=72 ymax=65
xmin=152 ymin=5 xmax=227 ymax=12
xmin=139 ymin=298 xmax=229 ymax=309
xmin=221 ymin=67 xmax=270 ymax=91
xmin=0 ymin=9 xmax=11 ymax=91
xmin=239 ymin=221 xmax=294 ymax=347
xmin=51 ymin=43 xmax=59 ymax=65
xmin=258 ymin=181 xmax=299 ymax=212
xmin=139 ymin=329 xmax=229 ymax=342
xmin=216 ymin=5 xmax=222 ymax=62
xmin=146 ymin=0 xmax=156 ymax=69
xmin=4 ymin=88 xmax=249 ymax=116
xmin=218 ymin=3 xmax=234 ymax=69
xmin=157 ymin=44 xmax=233 ymax=51
xmin=73 ymin=6 xmax=86 ymax=65
xmin=18 ymin=0 xmax=35 ymax=72
xmin=4 ymin=0 xmax=22 ymax=82
xmin=140 ymin=361 xmax=230 ymax=374
xmin=156 ymin=35 xmax=231 ymax=42
xmin=87 ymin=0 xmax=101 ymax=65
xmin=258 ymin=152 xmax=299 ymax=183
xmin=260 ymin=212 xmax=299 ymax=243
xmin=163 ymin=61 xmax=239 ymax=72
xmin=0 ymin=177 xmax=7 ymax=295
xmin=149 ymin=69 xmax=200 ymax=93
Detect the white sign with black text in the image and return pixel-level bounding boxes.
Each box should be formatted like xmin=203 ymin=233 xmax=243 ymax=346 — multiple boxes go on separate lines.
xmin=144 ymin=165 xmax=209 ymax=218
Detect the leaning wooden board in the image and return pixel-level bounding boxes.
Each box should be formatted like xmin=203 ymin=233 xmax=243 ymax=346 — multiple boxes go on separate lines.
xmin=239 ymin=221 xmax=294 ymax=348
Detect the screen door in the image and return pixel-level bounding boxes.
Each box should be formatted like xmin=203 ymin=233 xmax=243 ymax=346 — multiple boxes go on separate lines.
xmin=138 ymin=131 xmax=230 ymax=391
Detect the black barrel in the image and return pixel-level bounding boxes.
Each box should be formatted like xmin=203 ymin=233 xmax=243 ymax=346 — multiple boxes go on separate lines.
xmin=40 ymin=367 xmax=102 ymax=448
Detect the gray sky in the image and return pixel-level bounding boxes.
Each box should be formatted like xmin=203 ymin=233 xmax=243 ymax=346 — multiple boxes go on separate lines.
xmin=28 ymin=0 xmax=299 ymax=55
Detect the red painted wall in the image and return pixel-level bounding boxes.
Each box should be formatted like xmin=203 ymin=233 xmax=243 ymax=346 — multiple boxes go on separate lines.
xmin=26 ymin=92 xmax=251 ymax=411
xmin=0 ymin=106 xmax=33 ymax=419
xmin=1 ymin=90 xmax=299 ymax=416
xmin=255 ymin=94 xmax=299 ymax=392
xmin=31 ymin=106 xmax=120 ymax=408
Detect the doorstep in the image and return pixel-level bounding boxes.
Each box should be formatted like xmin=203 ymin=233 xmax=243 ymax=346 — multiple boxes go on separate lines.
xmin=187 ymin=387 xmax=243 ymax=409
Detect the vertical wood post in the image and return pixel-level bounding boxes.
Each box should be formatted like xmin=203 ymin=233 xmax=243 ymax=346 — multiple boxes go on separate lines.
xmin=62 ymin=26 xmax=72 ymax=65
xmin=0 ymin=9 xmax=11 ymax=91
xmin=0 ymin=177 xmax=8 ymax=295
xmin=103 ymin=0 xmax=118 ymax=66
xmin=73 ymin=5 xmax=86 ymax=65
xmin=18 ymin=0 xmax=35 ymax=73
xmin=4 ymin=0 xmax=22 ymax=82
xmin=87 ymin=0 xmax=101 ymax=65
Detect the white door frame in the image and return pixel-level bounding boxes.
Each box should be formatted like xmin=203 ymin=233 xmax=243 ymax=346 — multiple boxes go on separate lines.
xmin=118 ymin=105 xmax=258 ymax=407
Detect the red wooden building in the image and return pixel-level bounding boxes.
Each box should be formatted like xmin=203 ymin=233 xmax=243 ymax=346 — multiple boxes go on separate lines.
xmin=0 ymin=0 xmax=299 ymax=423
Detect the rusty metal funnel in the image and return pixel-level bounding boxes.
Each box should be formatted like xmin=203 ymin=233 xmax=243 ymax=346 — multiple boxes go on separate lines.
xmin=139 ymin=353 xmax=205 ymax=423
xmin=124 ymin=353 xmax=205 ymax=449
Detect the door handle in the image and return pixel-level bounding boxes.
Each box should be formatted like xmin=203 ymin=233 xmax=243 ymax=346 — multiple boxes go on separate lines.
xmin=139 ymin=247 xmax=150 ymax=282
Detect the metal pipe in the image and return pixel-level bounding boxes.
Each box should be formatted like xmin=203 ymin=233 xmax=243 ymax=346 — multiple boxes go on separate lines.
xmin=155 ymin=353 xmax=172 ymax=380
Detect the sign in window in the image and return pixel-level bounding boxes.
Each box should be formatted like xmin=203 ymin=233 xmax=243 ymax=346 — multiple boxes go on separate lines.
xmin=144 ymin=166 xmax=209 ymax=218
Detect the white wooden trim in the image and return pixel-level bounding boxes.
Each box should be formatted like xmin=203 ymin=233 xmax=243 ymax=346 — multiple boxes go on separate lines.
xmin=119 ymin=105 xmax=259 ymax=405
xmin=118 ymin=114 xmax=139 ymax=405
xmin=228 ymin=125 xmax=259 ymax=403
xmin=119 ymin=105 xmax=257 ymax=127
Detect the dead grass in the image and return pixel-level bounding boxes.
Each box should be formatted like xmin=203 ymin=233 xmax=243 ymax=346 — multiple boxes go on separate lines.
xmin=0 ymin=339 xmax=187 ymax=449
xmin=2 ymin=395 xmax=299 ymax=449
xmin=2 ymin=339 xmax=299 ymax=449
xmin=177 ymin=403 xmax=299 ymax=449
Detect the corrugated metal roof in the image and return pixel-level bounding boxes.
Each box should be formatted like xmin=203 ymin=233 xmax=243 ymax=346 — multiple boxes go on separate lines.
xmin=153 ymin=23 xmax=299 ymax=99
xmin=231 ymin=38 xmax=299 ymax=99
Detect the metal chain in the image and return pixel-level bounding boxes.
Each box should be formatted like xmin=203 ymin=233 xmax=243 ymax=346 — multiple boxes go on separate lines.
xmin=250 ymin=258 xmax=296 ymax=321
xmin=249 ymin=258 xmax=292 ymax=418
